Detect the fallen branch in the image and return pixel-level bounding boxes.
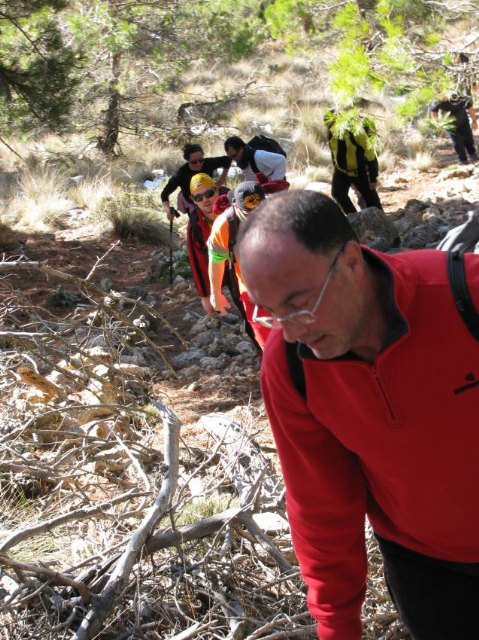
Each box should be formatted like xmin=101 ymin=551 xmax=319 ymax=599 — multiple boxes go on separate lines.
xmin=85 ymin=241 xmax=120 ymax=282
xmin=198 ymin=413 xmax=282 ymax=506
xmin=0 ymin=489 xmax=146 ymax=553
xmin=40 ymin=264 xmax=187 ymax=358
xmin=0 ymin=555 xmax=93 ymax=602
xmin=0 ymin=261 xmax=38 ymax=271
xmin=73 ymin=400 xmax=181 ymax=640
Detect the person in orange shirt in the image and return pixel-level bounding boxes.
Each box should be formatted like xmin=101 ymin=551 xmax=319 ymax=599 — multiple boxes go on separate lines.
xmin=208 ymin=181 xmax=271 ymax=349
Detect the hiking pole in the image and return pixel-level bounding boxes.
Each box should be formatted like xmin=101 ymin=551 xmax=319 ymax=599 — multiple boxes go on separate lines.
xmin=169 ymin=208 xmax=180 ymax=287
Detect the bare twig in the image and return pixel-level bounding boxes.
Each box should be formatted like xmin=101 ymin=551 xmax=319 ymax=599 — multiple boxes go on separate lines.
xmin=0 ymin=489 xmax=146 ymax=553
xmin=0 ymin=555 xmax=92 ymax=602
xmin=73 ymin=401 xmax=181 ymax=640
xmin=85 ymin=241 xmax=121 ymax=281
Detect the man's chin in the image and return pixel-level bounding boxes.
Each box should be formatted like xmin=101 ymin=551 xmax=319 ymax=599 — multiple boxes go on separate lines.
xmin=307 ymin=336 xmax=347 ymax=360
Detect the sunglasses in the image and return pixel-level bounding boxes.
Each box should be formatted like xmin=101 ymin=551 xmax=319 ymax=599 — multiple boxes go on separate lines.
xmin=189 ymin=158 xmax=204 ymax=165
xmin=192 ymin=188 xmax=215 ymax=202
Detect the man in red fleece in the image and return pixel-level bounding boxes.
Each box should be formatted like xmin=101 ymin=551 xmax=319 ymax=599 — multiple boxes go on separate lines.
xmin=237 ymin=189 xmax=479 ymax=640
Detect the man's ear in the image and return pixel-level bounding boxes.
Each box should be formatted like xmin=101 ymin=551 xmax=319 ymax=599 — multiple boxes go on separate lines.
xmin=342 ymin=241 xmax=364 ymax=278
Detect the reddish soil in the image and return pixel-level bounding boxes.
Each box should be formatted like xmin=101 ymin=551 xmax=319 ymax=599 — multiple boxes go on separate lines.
xmin=3 ymin=224 xmax=264 ymax=437
xmin=1 ymin=138 xmax=471 ymax=440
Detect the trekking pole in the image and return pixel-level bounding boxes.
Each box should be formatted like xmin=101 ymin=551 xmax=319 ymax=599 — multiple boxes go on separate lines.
xmin=169 ymin=208 xmax=180 ymax=287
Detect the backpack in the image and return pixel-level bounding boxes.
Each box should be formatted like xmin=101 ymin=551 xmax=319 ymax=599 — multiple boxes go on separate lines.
xmin=286 ymin=248 xmax=479 ymax=399
xmin=225 ymin=207 xmax=241 ymax=300
xmin=224 ymin=207 xmax=263 ymax=353
xmin=248 ymin=135 xmax=287 ymax=174
xmin=436 ymin=210 xmax=479 ymax=253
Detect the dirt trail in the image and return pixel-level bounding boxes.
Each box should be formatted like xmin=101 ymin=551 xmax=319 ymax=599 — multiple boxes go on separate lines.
xmin=4 ymin=140 xmax=474 ymax=431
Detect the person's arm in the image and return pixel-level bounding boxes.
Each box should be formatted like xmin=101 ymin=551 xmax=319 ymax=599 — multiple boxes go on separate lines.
xmin=161 ymin=174 xmax=181 ymax=220
xmin=355 ymin=131 xmax=379 ymax=186
xmin=186 ymin=221 xmax=214 ymax=315
xmin=467 ymin=104 xmax=478 ymax=130
xmin=254 ymin=150 xmax=287 ymax=180
xmin=207 ymin=216 xmax=231 ymax=314
xmin=207 ymin=156 xmax=232 ymax=190
xmin=208 ymin=257 xmax=230 ymax=314
xmin=215 ymin=165 xmax=229 ymax=189
xmin=261 ymin=334 xmax=367 ymax=640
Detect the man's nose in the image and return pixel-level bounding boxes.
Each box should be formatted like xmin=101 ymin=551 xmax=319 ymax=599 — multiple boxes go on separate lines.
xmin=281 ymin=322 xmax=307 ymax=343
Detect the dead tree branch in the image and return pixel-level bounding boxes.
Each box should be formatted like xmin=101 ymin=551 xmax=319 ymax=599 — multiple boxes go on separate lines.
xmin=73 ymin=401 xmax=181 ymax=640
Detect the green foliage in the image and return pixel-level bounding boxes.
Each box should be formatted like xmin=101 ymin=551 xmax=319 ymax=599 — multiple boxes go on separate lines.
xmin=395 ymin=70 xmax=452 ymax=122
xmin=0 ymin=0 xmax=473 ymax=146
xmin=328 ymin=4 xmax=376 ymax=107
xmin=332 ymin=2 xmax=369 ymax=37
xmin=424 ymin=112 xmax=457 ymax=136
xmin=327 ymin=0 xmax=454 ymax=123
xmin=68 ymin=0 xmax=138 ymax=53
xmin=378 ymin=0 xmax=434 ymax=23
xmin=47 ymin=285 xmax=80 ymax=307
xmin=176 ymin=0 xmax=266 ymax=62
xmin=0 ymin=0 xmax=81 ymax=134
xmin=330 ymin=45 xmax=374 ymax=107
xmin=264 ymin=0 xmax=314 ymax=52
xmin=324 ymin=108 xmax=378 ymax=151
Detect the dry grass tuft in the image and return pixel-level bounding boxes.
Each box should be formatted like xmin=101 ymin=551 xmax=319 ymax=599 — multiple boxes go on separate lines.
xmin=378 ymin=149 xmax=397 ymax=173
xmin=6 ymin=167 xmax=76 ymax=232
xmin=96 ymin=189 xmax=172 ymax=244
xmin=68 ymin=176 xmax=122 ymax=213
xmin=402 ymin=151 xmax=435 ymax=172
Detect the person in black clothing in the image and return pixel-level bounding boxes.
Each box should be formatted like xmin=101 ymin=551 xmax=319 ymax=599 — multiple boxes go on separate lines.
xmin=161 ymin=143 xmax=231 ymax=220
xmin=324 ymin=110 xmax=383 ymax=214
xmin=430 ymin=93 xmax=478 ymax=164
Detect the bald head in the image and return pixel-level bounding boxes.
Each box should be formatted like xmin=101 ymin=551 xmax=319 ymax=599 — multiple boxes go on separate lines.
xmin=237 ymin=190 xmax=357 ymax=261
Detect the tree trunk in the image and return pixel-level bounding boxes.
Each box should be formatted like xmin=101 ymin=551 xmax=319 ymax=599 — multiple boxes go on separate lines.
xmin=97 ymin=51 xmax=122 ymax=156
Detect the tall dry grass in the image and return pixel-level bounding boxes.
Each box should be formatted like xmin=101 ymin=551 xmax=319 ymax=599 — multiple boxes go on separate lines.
xmin=0 ymin=44 xmax=425 ymax=238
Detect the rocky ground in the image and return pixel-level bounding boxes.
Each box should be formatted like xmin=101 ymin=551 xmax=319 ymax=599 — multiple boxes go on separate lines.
xmin=1 ymin=137 xmax=479 ymax=639
xmin=4 ymin=140 xmax=479 ymax=425
xmin=3 ymin=138 xmax=479 ymax=433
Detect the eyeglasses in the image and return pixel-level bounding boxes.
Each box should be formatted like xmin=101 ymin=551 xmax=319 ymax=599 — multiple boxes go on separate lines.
xmin=192 ymin=187 xmax=216 ymax=203
xmin=189 ymin=158 xmax=204 ymax=165
xmin=252 ymin=246 xmax=344 ymax=329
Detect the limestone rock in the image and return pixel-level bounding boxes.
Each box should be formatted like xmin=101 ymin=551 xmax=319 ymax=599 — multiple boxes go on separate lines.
xmin=348 ymin=207 xmax=400 ymax=251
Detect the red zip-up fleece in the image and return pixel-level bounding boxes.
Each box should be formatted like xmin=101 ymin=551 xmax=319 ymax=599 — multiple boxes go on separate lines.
xmin=261 ymin=248 xmax=479 ymax=640
xmin=186 ymin=207 xmax=213 ymax=297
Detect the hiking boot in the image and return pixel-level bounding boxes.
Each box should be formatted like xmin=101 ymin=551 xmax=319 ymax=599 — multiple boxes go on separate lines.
xmin=459 ymin=159 xmax=469 ymax=165
xmin=470 ymin=154 xmax=479 ymax=163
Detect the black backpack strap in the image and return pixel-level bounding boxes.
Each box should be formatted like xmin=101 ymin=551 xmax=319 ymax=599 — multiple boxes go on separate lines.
xmin=225 ymin=209 xmax=240 ymax=256
xmin=249 ymin=150 xmax=259 ymax=174
xmin=447 ymin=249 xmax=479 ymax=340
xmin=285 ymin=341 xmax=306 ymax=398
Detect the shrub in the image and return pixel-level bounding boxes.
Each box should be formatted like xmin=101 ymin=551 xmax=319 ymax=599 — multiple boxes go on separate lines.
xmin=96 ymin=189 xmax=173 ymax=245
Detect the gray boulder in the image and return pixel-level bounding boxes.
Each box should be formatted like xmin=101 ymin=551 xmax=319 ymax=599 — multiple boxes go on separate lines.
xmin=348 ymin=207 xmax=400 ymax=251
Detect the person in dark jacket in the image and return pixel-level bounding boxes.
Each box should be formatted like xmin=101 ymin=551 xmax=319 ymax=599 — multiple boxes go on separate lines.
xmin=430 ymin=93 xmax=478 ymax=164
xmin=324 ymin=110 xmax=383 ymax=214
xmin=161 ymin=143 xmax=231 ymax=220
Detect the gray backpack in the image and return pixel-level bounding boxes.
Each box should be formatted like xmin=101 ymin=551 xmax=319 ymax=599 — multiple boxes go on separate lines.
xmin=437 ymin=209 xmax=479 ymax=340
xmin=436 ymin=209 xmax=479 ymax=253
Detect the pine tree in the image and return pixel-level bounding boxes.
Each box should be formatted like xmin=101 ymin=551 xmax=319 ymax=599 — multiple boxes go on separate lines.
xmin=0 ymin=0 xmax=81 ymax=134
